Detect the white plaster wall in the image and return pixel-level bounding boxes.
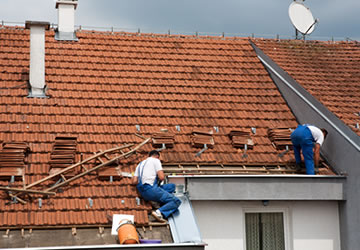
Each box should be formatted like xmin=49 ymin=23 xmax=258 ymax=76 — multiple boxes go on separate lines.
xmin=192 ymin=200 xmax=340 ymax=250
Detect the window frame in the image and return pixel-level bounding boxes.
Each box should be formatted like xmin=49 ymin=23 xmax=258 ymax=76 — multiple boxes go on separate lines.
xmin=242 ymin=206 xmax=292 ymax=250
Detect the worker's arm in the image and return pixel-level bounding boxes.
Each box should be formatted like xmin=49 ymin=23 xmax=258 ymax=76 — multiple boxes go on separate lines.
xmin=314 ymin=143 xmax=321 ymax=167
xmin=132 ymin=176 xmax=138 ymax=185
xmin=157 ymin=170 xmax=165 ymax=181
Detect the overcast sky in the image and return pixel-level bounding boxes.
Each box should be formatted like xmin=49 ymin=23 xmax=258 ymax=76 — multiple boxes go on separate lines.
xmin=0 ymin=0 xmax=359 ymax=40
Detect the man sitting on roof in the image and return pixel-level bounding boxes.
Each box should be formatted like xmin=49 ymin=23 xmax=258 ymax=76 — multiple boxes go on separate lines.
xmin=291 ymin=124 xmax=328 ymax=175
xmin=133 ymin=150 xmax=181 ymax=222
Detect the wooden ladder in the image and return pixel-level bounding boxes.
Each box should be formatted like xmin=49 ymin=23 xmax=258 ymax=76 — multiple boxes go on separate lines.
xmin=0 ymin=137 xmax=151 ymax=204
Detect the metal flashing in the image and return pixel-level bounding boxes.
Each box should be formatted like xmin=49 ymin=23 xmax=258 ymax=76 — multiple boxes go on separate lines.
xmin=168 ymin=194 xmax=202 ymax=243
xmin=27 ymin=88 xmax=48 ymax=98
xmin=55 ymin=31 xmax=79 ymax=41
xmin=186 ymin=176 xmax=345 ymax=201
xmin=4 ymin=243 xmax=206 ymax=250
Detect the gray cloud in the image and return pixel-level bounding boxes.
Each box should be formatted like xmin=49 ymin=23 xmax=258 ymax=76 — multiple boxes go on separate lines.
xmin=0 ymin=0 xmax=358 ymax=40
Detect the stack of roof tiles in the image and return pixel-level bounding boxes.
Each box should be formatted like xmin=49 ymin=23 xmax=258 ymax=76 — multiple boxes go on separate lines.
xmin=49 ymin=136 xmax=77 ymax=176
xmin=229 ymin=130 xmax=254 ymax=149
xmin=267 ymin=128 xmax=294 ymax=150
xmin=0 ymin=142 xmax=29 ymax=178
xmin=191 ymin=129 xmax=215 ymax=149
xmin=0 ymin=26 xmax=337 ymax=229
xmin=253 ymin=39 xmax=360 ymax=136
xmin=152 ymin=131 xmax=175 ymax=148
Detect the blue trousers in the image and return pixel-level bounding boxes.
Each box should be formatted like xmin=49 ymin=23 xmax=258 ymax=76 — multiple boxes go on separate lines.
xmin=290 ymin=125 xmax=315 ymax=175
xmin=136 ymin=183 xmax=181 ymax=218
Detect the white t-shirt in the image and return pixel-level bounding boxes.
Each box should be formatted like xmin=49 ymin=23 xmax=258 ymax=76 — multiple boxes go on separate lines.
xmin=307 ymin=125 xmax=324 ymax=146
xmin=134 ymin=156 xmax=163 ymax=185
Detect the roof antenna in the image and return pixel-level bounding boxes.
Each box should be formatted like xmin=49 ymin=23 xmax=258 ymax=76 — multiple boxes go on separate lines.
xmin=289 ymin=1 xmax=318 ymax=40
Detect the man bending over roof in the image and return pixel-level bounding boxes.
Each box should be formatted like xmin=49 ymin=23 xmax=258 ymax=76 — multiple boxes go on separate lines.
xmin=132 ymin=150 xmax=181 ymax=222
xmin=291 ymin=124 xmax=328 ymax=175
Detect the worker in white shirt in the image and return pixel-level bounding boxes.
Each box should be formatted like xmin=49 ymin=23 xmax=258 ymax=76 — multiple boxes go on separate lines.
xmin=290 ymin=124 xmax=328 ymax=175
xmin=133 ymin=150 xmax=181 ymax=222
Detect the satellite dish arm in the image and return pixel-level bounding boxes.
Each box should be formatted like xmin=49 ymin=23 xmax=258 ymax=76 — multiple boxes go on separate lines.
xmin=304 ymin=18 xmax=319 ymax=35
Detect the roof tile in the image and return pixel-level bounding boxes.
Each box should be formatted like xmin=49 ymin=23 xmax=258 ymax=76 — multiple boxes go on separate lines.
xmin=0 ymin=27 xmax=334 ymax=229
xmin=254 ymin=39 xmax=360 ymax=136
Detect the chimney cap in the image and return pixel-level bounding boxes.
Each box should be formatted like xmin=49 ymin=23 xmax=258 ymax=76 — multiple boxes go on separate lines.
xmin=56 ymin=0 xmax=78 ymax=10
xmin=25 ymin=21 xmax=50 ymax=30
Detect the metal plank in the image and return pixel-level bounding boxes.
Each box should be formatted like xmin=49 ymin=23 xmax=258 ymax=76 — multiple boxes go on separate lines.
xmin=168 ymin=194 xmax=202 ymax=243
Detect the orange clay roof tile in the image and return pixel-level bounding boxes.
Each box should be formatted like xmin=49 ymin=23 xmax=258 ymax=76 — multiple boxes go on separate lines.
xmin=253 ymin=38 xmax=360 ymax=136
xmin=0 ymin=27 xmax=339 ymax=229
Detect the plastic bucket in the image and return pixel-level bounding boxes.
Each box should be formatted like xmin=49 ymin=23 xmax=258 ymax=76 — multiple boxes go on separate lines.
xmin=117 ymin=219 xmax=139 ymax=244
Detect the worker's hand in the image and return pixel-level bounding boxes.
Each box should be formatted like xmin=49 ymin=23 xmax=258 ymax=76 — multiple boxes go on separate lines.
xmin=157 ymin=170 xmax=165 ymax=181
xmin=132 ymin=176 xmax=138 ymax=185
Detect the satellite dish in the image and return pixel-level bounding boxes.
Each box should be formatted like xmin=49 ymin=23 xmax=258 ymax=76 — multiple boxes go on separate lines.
xmin=289 ymin=1 xmax=318 ymax=37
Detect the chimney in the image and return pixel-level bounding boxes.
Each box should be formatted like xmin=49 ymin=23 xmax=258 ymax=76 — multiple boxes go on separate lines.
xmin=55 ymin=0 xmax=78 ymax=41
xmin=25 ymin=21 xmax=50 ymax=98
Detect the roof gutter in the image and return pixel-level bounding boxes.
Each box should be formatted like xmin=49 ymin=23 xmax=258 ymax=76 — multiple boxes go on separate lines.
xmin=3 ymin=243 xmax=206 ymax=250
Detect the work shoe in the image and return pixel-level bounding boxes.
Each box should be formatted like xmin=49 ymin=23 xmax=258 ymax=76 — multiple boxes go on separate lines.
xmin=151 ymin=209 xmax=166 ymax=223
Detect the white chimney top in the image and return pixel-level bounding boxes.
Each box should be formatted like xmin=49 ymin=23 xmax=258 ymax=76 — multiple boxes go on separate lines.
xmin=55 ymin=0 xmax=78 ymax=41
xmin=25 ymin=21 xmax=50 ymax=98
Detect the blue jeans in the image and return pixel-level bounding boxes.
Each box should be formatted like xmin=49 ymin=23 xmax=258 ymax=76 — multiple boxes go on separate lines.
xmin=290 ymin=125 xmax=315 ymax=175
xmin=136 ymin=183 xmax=181 ymax=218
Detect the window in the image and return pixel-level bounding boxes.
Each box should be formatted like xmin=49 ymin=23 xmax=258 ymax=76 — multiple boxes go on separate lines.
xmin=245 ymin=212 xmax=285 ymax=250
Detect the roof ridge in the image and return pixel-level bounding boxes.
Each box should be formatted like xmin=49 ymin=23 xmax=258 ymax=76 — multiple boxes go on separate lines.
xmin=251 ymin=37 xmax=360 ymax=45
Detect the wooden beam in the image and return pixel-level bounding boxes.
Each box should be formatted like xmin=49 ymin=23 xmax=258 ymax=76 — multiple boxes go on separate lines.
xmin=0 ymin=187 xmax=56 ymax=195
xmin=163 ymin=167 xmax=295 ymax=172
xmin=8 ymin=193 xmax=26 ymax=204
xmin=135 ymin=133 xmax=146 ymax=140
xmin=148 ymin=222 xmax=168 ymax=226
xmin=162 ymin=162 xmax=295 ymax=167
xmin=97 ymin=157 xmax=105 ymax=164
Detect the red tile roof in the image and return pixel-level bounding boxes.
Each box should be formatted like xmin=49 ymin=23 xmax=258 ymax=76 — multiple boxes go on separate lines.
xmin=0 ymin=27 xmax=333 ymax=229
xmin=253 ymin=38 xmax=360 ymax=136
